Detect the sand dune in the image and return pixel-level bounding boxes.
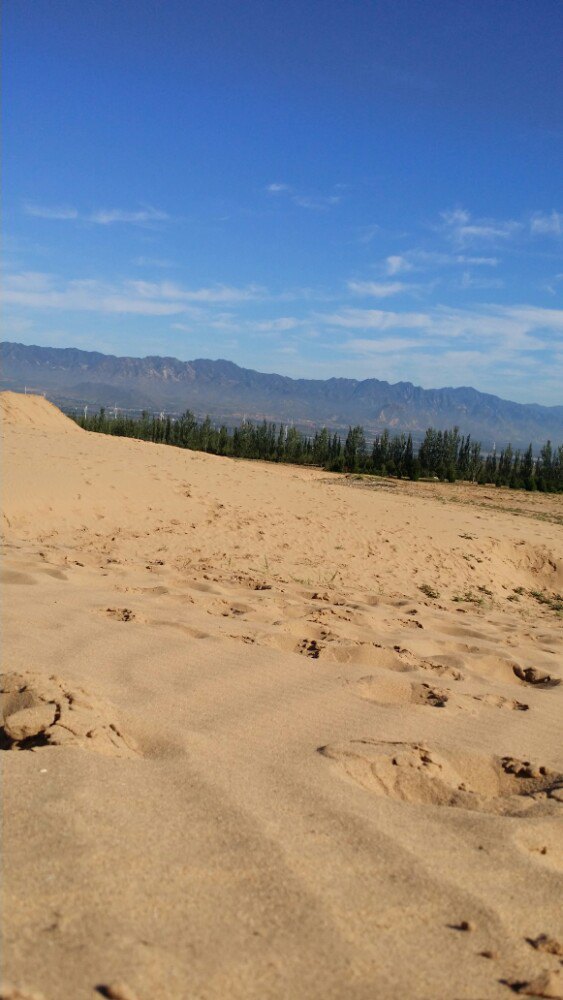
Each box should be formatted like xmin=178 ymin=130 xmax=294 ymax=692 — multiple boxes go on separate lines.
xmin=2 ymin=391 xmax=562 ymax=999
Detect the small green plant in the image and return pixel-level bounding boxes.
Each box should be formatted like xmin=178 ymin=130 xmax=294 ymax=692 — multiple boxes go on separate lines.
xmin=419 ymin=584 xmax=440 ymax=599
xmin=529 ymin=590 xmax=563 ymax=613
xmin=452 ymin=590 xmax=484 ymax=606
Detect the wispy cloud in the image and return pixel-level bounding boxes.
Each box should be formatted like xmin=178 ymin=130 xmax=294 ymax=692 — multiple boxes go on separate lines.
xmin=24 ymin=204 xmax=79 ymax=220
xmin=127 ymin=279 xmax=264 ymax=303
xmin=3 ymin=272 xmax=264 ymax=315
xmin=89 ymin=207 xmax=169 ymax=225
xmin=383 ymin=250 xmax=500 ymax=275
xmin=440 ymin=208 xmax=522 ymax=245
xmin=347 ymin=280 xmax=409 ymax=298
xmin=24 ymin=203 xmax=169 ymax=226
xmin=345 ymin=336 xmax=423 ymax=354
xmin=314 ymin=303 xmax=563 ymax=357
xmin=385 ymin=255 xmax=413 ymax=275
xmin=133 ymin=256 xmax=177 ymax=269
xmin=459 ymin=271 xmax=504 ymax=290
xmin=266 ymin=183 xmax=341 ymax=211
xmin=317 ymin=308 xmax=430 ymax=330
xmin=531 ymin=211 xmax=563 ymax=236
xmin=356 ymin=223 xmax=382 ymax=245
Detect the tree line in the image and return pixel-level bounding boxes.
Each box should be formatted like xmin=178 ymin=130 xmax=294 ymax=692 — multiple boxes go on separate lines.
xmin=71 ymin=408 xmax=563 ymax=493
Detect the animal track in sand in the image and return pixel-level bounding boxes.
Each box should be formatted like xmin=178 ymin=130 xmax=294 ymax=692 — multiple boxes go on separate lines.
xmin=317 ymin=740 xmax=563 ymax=815
xmin=0 ymin=672 xmax=138 ymax=757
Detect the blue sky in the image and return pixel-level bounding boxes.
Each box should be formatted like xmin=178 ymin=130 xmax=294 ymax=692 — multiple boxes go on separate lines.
xmin=3 ymin=0 xmax=563 ymax=404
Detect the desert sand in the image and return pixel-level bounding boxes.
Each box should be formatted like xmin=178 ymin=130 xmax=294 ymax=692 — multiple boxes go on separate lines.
xmin=1 ymin=390 xmax=562 ymax=1000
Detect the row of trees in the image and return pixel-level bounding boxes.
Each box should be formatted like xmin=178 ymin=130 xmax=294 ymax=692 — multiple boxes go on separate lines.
xmin=72 ymin=408 xmax=563 ymax=493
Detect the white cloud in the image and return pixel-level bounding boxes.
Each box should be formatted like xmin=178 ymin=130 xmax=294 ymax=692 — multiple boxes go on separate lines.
xmin=318 ymin=308 xmax=430 ymax=330
xmin=24 ymin=204 xmax=79 ymax=220
xmin=345 ymin=336 xmax=424 ymax=354
xmin=3 ymin=272 xmax=265 ymax=315
xmin=126 ymin=280 xmax=263 ymax=303
xmin=250 ymin=317 xmax=301 ymax=332
xmin=88 ymin=207 xmax=169 ymax=225
xmin=356 ymin=224 xmax=381 ymax=245
xmin=441 ymin=208 xmax=521 ymax=245
xmin=531 ymin=211 xmax=563 ymax=236
xmin=457 ymin=255 xmax=499 ymax=266
xmin=316 ymin=303 xmax=563 ymax=358
xmin=266 ymin=183 xmax=341 ymax=211
xmin=459 ymin=271 xmax=504 ymax=290
xmin=348 ymin=280 xmax=408 ymax=298
xmin=385 ymin=255 xmax=413 ymax=275
xmin=133 ymin=257 xmax=177 ymax=268
xmin=23 ymin=203 xmax=169 ymax=226
xmin=382 ymin=250 xmax=500 ymax=274
xmin=292 ymin=194 xmax=341 ymax=210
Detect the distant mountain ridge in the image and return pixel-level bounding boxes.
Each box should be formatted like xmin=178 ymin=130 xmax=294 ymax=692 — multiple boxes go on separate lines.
xmin=1 ymin=341 xmax=562 ymax=449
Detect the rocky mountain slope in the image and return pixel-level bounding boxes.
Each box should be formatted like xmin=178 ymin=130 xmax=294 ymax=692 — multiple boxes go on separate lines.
xmin=2 ymin=341 xmax=562 ymax=448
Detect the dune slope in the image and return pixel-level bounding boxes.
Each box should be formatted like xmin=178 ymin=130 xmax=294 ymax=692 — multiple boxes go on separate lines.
xmin=2 ymin=392 xmax=562 ymax=1000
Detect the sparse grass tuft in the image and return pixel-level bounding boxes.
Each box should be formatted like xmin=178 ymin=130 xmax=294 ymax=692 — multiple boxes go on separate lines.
xmin=529 ymin=589 xmax=563 ymax=613
xmin=419 ymin=584 xmax=440 ymax=599
xmin=452 ymin=590 xmax=484 ymax=606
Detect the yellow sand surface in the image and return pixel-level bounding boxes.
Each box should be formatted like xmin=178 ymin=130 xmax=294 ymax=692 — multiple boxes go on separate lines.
xmin=2 ymin=391 xmax=562 ymax=1000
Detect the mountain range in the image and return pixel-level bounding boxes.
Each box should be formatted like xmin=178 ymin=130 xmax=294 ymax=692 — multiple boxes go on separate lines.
xmin=1 ymin=341 xmax=562 ymax=449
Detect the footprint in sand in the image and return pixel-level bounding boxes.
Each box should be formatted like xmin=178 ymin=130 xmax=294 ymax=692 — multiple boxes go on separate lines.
xmin=514 ymin=666 xmax=561 ymax=689
xmin=0 ymin=672 xmax=138 ymax=757
xmin=317 ymin=739 xmax=563 ymax=816
xmin=473 ymin=693 xmax=530 ymax=711
xmin=352 ymin=674 xmax=529 ymax=712
xmin=104 ymin=607 xmax=136 ymax=622
xmin=298 ymin=638 xmax=323 ymax=659
xmin=391 ymin=646 xmax=465 ymax=681
xmin=351 ymin=674 xmax=450 ymax=708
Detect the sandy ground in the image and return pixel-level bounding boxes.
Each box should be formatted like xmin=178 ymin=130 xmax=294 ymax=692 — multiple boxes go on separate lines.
xmin=1 ymin=391 xmax=562 ymax=1000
